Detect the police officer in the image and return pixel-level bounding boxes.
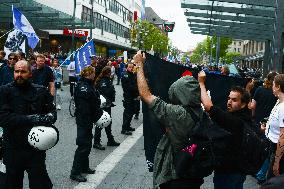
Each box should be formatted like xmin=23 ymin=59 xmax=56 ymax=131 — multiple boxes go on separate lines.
xmin=93 ymin=66 xmax=120 ymax=150
xmin=0 ymin=60 xmax=56 ymax=189
xmin=121 ymin=63 xmax=139 ymax=135
xmin=70 ymin=66 xmax=103 ymax=182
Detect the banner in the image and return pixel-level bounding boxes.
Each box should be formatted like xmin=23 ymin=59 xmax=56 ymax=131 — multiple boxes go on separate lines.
xmin=143 ymin=53 xmax=248 ymax=172
xmin=74 ymin=40 xmax=95 ymax=74
xmin=12 ymin=5 xmax=39 ymax=49
xmin=4 ymin=29 xmax=26 ymax=58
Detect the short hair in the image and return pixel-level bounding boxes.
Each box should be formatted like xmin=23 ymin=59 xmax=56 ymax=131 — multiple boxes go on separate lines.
xmin=15 ymin=60 xmax=32 ymax=73
xmin=35 ymin=54 xmax=46 ymax=60
xmin=222 ymin=66 xmax=230 ymax=75
xmin=80 ymin=66 xmax=95 ymax=78
xmin=264 ymin=71 xmax=278 ymax=89
xmin=0 ymin=50 xmax=6 ymax=57
xmin=8 ymin=52 xmax=18 ymax=60
xmin=230 ymin=86 xmax=251 ymax=105
xmin=274 ymin=74 xmax=284 ymax=93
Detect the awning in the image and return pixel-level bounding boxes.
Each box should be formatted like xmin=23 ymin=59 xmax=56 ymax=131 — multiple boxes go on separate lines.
xmin=0 ymin=0 xmax=93 ymax=30
xmin=181 ymin=0 xmax=280 ymax=41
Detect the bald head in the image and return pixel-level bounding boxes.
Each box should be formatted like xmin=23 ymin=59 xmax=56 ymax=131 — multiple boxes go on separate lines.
xmin=14 ymin=60 xmax=32 ymax=85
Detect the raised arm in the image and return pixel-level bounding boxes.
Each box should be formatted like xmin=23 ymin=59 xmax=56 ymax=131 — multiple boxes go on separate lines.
xmin=198 ymin=71 xmax=213 ymax=112
xmin=134 ymin=51 xmax=156 ymax=105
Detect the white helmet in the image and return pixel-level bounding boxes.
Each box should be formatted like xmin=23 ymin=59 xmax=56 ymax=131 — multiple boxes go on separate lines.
xmin=100 ymin=95 xmax=107 ymax=108
xmin=95 ymin=111 xmax=111 ymax=128
xmin=28 ymin=126 xmax=59 ymax=151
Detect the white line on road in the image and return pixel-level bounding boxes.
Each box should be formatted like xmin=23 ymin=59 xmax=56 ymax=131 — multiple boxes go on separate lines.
xmin=74 ymin=124 xmax=143 ymax=189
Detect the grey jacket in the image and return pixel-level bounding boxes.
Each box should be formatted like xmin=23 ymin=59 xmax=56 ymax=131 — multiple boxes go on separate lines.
xmin=148 ymin=76 xmax=202 ymax=188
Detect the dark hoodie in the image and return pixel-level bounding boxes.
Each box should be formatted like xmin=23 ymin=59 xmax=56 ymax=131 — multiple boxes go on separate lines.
xmin=149 ymin=76 xmax=203 ymax=188
xmin=208 ymin=105 xmax=252 ymax=173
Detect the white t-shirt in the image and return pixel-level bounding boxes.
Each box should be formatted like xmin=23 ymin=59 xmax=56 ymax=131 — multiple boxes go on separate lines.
xmin=67 ymin=61 xmax=76 ymax=77
xmin=265 ymin=100 xmax=284 ymax=143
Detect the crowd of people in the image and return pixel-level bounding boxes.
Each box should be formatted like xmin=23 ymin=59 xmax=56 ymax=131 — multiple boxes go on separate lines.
xmin=1 ymin=49 xmax=284 ymax=189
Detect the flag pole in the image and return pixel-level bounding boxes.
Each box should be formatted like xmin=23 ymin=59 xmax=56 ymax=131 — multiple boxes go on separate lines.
xmin=0 ymin=29 xmax=13 ymax=39
xmin=59 ymin=39 xmax=93 ymax=67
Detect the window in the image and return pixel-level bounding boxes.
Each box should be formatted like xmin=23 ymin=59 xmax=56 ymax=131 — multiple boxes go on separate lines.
xmin=82 ymin=6 xmax=91 ymax=22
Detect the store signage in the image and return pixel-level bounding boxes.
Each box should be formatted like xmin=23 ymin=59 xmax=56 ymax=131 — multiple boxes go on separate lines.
xmin=63 ymin=28 xmax=88 ymax=37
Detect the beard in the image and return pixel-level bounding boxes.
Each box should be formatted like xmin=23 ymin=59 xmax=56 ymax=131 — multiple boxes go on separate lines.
xmin=15 ymin=77 xmax=29 ymax=85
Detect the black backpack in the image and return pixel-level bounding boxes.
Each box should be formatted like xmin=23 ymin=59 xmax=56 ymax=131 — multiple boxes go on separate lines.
xmin=238 ymin=121 xmax=270 ymax=175
xmin=174 ymin=108 xmax=232 ymax=178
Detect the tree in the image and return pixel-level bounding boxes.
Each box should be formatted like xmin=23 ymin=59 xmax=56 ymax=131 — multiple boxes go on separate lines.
xmin=190 ymin=39 xmax=207 ymax=64
xmin=130 ymin=20 xmax=169 ymax=55
xmin=206 ymin=36 xmax=232 ymax=59
xmin=222 ymin=52 xmax=242 ymax=64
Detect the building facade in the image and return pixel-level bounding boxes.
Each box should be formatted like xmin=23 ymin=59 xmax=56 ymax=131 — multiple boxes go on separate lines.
xmin=35 ymin=0 xmax=144 ymax=57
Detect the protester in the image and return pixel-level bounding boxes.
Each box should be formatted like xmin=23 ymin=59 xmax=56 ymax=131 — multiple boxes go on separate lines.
xmin=93 ymin=66 xmax=120 ymax=150
xmin=220 ymin=65 xmax=230 ymax=76
xmin=251 ymin=72 xmax=278 ymax=184
xmin=265 ymin=74 xmax=284 ymax=179
xmin=198 ymin=70 xmax=252 ymax=189
xmin=32 ymin=54 xmax=55 ymax=96
xmin=0 ymin=60 xmax=56 ymax=188
xmin=51 ymin=58 xmax=63 ymax=110
xmin=121 ymin=63 xmax=139 ymax=135
xmin=66 ymin=58 xmax=77 ymax=97
xmin=0 ymin=51 xmax=7 ymax=71
xmin=134 ymin=51 xmax=204 ymax=189
xmin=70 ymin=66 xmax=103 ymax=182
xmin=0 ymin=52 xmax=18 ymax=86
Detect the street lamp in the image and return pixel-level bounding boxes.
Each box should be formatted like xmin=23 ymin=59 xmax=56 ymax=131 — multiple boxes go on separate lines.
xmin=72 ymin=0 xmax=77 ymax=53
xmin=90 ymin=0 xmax=94 ymax=39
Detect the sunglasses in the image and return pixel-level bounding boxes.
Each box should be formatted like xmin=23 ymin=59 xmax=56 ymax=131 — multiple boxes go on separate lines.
xmin=9 ymin=57 xmax=18 ymax=60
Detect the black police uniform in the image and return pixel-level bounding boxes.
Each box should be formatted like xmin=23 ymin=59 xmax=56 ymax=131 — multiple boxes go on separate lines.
xmin=71 ymin=77 xmax=103 ymax=176
xmin=0 ymin=81 xmax=56 ymax=189
xmin=0 ymin=65 xmax=14 ymax=86
xmin=121 ymin=71 xmax=139 ymax=133
xmin=94 ymin=77 xmax=116 ymax=145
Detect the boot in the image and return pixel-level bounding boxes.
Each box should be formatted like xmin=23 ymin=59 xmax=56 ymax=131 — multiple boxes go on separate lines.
xmin=107 ymin=140 xmax=120 ymax=146
xmin=93 ymin=143 xmax=105 ymax=150
xmin=70 ymin=174 xmax=87 ymax=182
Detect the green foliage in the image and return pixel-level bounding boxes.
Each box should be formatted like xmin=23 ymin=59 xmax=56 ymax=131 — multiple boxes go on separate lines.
xmin=205 ymin=36 xmax=232 ymax=58
xmin=130 ymin=20 xmax=169 ymax=54
xmin=222 ymin=52 xmax=242 ymax=64
xmin=190 ymin=39 xmax=207 ymax=64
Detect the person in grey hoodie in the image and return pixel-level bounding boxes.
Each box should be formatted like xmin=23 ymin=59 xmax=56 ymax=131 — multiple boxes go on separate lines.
xmin=134 ymin=51 xmax=204 ymax=189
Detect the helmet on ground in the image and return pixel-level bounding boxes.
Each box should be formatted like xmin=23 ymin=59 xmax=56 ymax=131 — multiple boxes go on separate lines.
xmin=100 ymin=95 xmax=107 ymax=108
xmin=28 ymin=126 xmax=59 ymax=150
xmin=95 ymin=111 xmax=111 ymax=128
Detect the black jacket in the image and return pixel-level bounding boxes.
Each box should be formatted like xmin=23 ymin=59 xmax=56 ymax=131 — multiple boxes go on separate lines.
xmin=96 ymin=77 xmax=115 ymax=107
xmin=121 ymin=71 xmax=139 ymax=100
xmin=0 ymin=81 xmax=55 ymax=149
xmin=74 ymin=77 xmax=103 ymax=127
xmin=208 ymin=105 xmax=252 ymax=173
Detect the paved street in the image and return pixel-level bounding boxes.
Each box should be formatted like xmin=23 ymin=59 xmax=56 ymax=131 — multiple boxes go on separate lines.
xmin=19 ymin=81 xmax=261 ymax=189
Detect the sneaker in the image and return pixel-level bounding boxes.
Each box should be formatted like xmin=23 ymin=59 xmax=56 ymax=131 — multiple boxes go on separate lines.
xmin=93 ymin=143 xmax=105 ymax=150
xmin=56 ymin=105 xmax=61 ymax=110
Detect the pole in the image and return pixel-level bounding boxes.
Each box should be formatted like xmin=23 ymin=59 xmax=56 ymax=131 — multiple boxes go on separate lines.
xmin=72 ymin=0 xmax=77 ymax=53
xmin=215 ymin=36 xmax=221 ymax=68
xmin=90 ymin=0 xmax=94 ymax=39
xmin=0 ymin=29 xmax=13 ymax=39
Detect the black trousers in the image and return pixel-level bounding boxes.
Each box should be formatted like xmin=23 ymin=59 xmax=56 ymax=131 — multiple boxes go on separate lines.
xmin=159 ymin=178 xmax=203 ymax=189
xmin=69 ymin=76 xmax=77 ymax=97
xmin=71 ymin=126 xmax=93 ymax=175
xmin=94 ymin=107 xmax=114 ymax=144
xmin=267 ymin=140 xmax=284 ymax=179
xmin=134 ymin=99 xmax=140 ymax=116
xmin=3 ymin=148 xmax=52 ymax=189
xmin=122 ymin=100 xmax=135 ymax=131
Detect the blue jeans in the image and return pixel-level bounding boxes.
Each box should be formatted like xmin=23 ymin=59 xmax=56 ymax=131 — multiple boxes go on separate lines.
xmin=213 ymin=173 xmax=246 ymax=189
xmin=256 ymin=158 xmax=269 ymax=181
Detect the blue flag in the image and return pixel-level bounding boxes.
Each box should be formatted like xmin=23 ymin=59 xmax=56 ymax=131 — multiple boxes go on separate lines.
xmin=75 ymin=41 xmax=96 ymax=74
xmin=12 ymin=5 xmax=39 ymax=49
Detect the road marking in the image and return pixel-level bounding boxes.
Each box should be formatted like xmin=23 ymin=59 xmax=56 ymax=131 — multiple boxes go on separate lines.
xmin=74 ymin=124 xmax=143 ymax=189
